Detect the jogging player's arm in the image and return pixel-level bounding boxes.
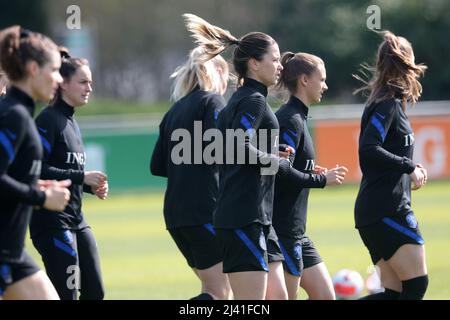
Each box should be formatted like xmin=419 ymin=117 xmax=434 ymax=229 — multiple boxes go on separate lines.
xmin=359 ymin=100 xmax=415 ymax=174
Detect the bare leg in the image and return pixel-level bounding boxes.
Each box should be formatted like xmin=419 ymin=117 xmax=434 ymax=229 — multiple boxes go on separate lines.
xmin=265 ymin=262 xmax=288 ymax=300
xmin=228 ymin=271 xmax=267 ymax=300
xmin=194 ymin=262 xmax=233 ymax=300
xmin=284 ymin=271 xmax=301 ymax=300
xmin=387 ymin=244 xmax=428 ymax=299
xmin=300 ymin=262 xmax=335 ymax=300
xmin=3 ymin=271 xmax=59 ymax=300
xmin=375 ymin=259 xmax=402 ymax=292
xmin=387 ymin=244 xmax=427 ymax=280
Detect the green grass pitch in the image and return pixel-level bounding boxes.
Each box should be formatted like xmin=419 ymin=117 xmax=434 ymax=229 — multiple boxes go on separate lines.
xmin=26 ymin=180 xmax=450 ymax=299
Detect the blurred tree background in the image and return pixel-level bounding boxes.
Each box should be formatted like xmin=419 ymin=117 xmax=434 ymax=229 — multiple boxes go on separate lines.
xmin=1 ymin=0 xmax=449 ymax=105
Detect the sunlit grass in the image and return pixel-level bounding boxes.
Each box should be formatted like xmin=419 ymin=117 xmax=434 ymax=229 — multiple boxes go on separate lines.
xmin=26 ymin=180 xmax=450 ymax=299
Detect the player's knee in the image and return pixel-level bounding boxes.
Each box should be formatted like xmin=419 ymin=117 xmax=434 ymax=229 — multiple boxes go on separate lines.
xmin=287 ymin=286 xmax=299 ymax=300
xmin=311 ymin=290 xmax=335 ymax=300
xmin=201 ymin=285 xmax=231 ymax=300
xmin=400 ymin=275 xmax=428 ymax=300
xmin=266 ymin=287 xmax=288 ymax=300
xmin=217 ymin=286 xmax=233 ymax=300
xmin=272 ymin=291 xmax=289 ymax=300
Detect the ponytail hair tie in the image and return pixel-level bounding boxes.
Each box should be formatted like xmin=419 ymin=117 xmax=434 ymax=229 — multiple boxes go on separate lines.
xmin=286 ymin=52 xmax=295 ymax=62
xmin=59 ymin=47 xmax=71 ymax=59
xmin=20 ymin=28 xmax=31 ymax=39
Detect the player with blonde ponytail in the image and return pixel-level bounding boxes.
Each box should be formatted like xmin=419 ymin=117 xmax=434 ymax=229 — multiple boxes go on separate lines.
xmin=151 ymin=39 xmax=232 ymax=299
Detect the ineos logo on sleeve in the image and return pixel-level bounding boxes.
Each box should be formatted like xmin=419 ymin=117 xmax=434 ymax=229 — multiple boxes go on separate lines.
xmin=66 ymin=152 xmax=86 ymax=165
xmin=29 ymin=160 xmax=42 ymax=176
xmin=404 ymin=134 xmax=415 ymax=147
xmin=305 ymin=159 xmax=315 ymax=171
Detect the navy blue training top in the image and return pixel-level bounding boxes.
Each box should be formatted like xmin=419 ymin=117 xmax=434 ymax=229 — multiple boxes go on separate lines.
xmin=0 ymin=87 xmax=45 ymax=262
xmin=355 ymin=98 xmax=416 ymax=228
xmin=273 ymin=96 xmax=326 ymax=238
xmin=31 ymin=98 xmax=91 ymax=237
xmin=214 ymin=78 xmax=288 ymax=229
xmin=150 ymin=88 xmax=225 ymax=228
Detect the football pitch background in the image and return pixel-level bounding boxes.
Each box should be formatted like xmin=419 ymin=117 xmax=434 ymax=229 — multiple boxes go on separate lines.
xmin=26 ymin=180 xmax=450 ymax=300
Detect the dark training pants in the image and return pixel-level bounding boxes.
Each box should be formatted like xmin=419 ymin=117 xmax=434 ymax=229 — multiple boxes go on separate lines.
xmin=32 ymin=227 xmax=104 ymax=300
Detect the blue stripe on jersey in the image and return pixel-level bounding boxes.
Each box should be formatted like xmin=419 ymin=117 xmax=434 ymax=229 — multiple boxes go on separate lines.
xmin=370 ymin=115 xmax=386 ymax=142
xmin=203 ymin=223 xmax=216 ymax=236
xmin=240 ymin=115 xmax=255 ymax=138
xmin=375 ymin=112 xmax=385 ymax=120
xmin=245 ymin=112 xmax=256 ymax=121
xmin=287 ymin=129 xmax=298 ymax=137
xmin=39 ymin=134 xmax=52 ymax=154
xmin=282 ymin=132 xmax=296 ymax=149
xmin=63 ymin=230 xmax=74 ymax=244
xmin=278 ymin=240 xmax=301 ymax=276
xmin=234 ymin=229 xmax=269 ymax=271
xmin=0 ymin=130 xmax=15 ymax=161
xmin=38 ymin=127 xmax=47 ymax=134
xmin=214 ymin=110 xmax=219 ymax=121
xmin=382 ymin=217 xmax=424 ymax=244
xmin=53 ymin=238 xmax=77 ymax=257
